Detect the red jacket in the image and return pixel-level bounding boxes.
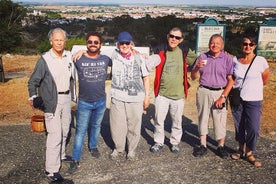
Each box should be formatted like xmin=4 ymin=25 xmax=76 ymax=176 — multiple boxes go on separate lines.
xmin=153 ymin=43 xmax=189 ymax=98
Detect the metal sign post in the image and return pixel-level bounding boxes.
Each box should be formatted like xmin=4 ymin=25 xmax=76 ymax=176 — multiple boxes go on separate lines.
xmin=0 ymin=54 xmax=5 ymax=82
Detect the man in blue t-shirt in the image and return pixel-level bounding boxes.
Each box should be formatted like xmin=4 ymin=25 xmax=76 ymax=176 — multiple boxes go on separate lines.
xmin=67 ymin=32 xmax=111 ymax=174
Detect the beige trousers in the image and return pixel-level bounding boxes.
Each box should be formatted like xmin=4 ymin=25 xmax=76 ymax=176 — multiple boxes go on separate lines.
xmin=196 ymin=86 xmax=227 ymax=140
xmin=44 ymin=94 xmax=71 ymax=174
xmin=154 ymin=95 xmax=184 ymax=145
xmin=110 ymin=98 xmax=143 ymax=153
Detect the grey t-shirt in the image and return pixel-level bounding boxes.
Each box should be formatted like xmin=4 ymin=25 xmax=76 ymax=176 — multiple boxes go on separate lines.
xmin=110 ymin=50 xmax=149 ymax=102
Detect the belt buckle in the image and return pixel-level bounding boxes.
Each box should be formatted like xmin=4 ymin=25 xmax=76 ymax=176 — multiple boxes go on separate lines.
xmin=58 ymin=90 xmax=69 ymax=94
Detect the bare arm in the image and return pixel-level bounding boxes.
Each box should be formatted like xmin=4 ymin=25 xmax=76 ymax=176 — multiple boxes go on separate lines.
xmin=191 ymin=60 xmax=206 ymax=80
xmin=191 ymin=66 xmax=200 ymax=80
xmin=262 ymin=68 xmax=270 ymax=85
xmin=142 ymin=76 xmax=150 ymax=110
xmin=72 ymin=50 xmax=86 ymax=62
xmin=214 ymin=74 xmax=234 ymax=108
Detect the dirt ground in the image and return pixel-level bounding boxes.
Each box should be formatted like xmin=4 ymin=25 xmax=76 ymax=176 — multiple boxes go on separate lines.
xmin=0 ymin=54 xmax=275 ymax=140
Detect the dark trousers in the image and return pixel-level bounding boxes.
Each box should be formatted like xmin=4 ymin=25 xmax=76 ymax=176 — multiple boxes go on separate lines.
xmin=231 ymin=100 xmax=262 ymax=151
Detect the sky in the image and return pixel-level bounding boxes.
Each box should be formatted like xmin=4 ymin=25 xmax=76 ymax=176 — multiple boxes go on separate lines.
xmin=12 ymin=0 xmax=276 ymax=7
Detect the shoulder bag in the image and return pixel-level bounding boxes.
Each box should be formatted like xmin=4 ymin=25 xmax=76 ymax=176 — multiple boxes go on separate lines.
xmin=229 ymin=55 xmax=256 ymax=106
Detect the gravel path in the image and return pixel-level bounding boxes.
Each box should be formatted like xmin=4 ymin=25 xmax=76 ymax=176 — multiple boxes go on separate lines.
xmin=0 ymin=104 xmax=276 ymax=184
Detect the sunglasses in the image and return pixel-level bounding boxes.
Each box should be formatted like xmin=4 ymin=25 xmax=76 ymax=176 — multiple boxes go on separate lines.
xmin=168 ymin=34 xmax=182 ymax=40
xmin=243 ymin=42 xmax=255 ymax=47
xmin=87 ymin=40 xmax=100 ymax=45
xmin=119 ymin=42 xmax=131 ymax=45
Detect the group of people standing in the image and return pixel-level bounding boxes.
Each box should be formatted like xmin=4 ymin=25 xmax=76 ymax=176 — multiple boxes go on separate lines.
xmin=191 ymin=34 xmax=269 ymax=166
xmin=28 ymin=27 xmax=269 ymax=182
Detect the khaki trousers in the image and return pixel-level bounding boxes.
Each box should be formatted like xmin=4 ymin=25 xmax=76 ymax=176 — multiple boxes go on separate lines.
xmin=110 ymin=98 xmax=143 ymax=153
xmin=44 ymin=94 xmax=71 ymax=174
xmin=154 ymin=95 xmax=184 ymax=145
xmin=196 ymin=86 xmax=227 ymax=140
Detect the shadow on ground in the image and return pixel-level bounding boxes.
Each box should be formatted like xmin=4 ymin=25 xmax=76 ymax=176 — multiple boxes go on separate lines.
xmin=0 ymin=104 xmax=276 ymax=184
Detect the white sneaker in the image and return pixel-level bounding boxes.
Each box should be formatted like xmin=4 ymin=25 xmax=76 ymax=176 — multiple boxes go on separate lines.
xmin=127 ymin=151 xmax=137 ymax=161
xmin=150 ymin=143 xmax=163 ymax=153
xmin=109 ymin=149 xmax=123 ymax=160
xmin=171 ymin=145 xmax=180 ymax=153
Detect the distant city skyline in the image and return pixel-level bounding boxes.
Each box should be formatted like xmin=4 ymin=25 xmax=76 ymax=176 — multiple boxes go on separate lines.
xmin=12 ymin=0 xmax=276 ymax=7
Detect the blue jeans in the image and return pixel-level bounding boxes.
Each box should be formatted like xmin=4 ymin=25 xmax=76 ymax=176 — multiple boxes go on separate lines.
xmin=72 ymin=98 xmax=106 ymax=161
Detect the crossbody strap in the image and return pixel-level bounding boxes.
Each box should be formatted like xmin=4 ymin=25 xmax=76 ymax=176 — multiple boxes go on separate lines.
xmin=240 ymin=55 xmax=257 ymax=89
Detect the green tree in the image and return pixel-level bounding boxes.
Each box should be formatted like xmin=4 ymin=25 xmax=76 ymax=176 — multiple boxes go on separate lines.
xmin=65 ymin=37 xmax=86 ymax=51
xmin=45 ymin=11 xmax=61 ymax=19
xmin=37 ymin=36 xmax=86 ymax=53
xmin=0 ymin=0 xmax=27 ymax=52
xmin=37 ymin=38 xmax=51 ymax=53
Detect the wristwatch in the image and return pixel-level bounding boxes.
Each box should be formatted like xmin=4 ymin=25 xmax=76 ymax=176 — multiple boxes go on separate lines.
xmin=220 ymin=94 xmax=227 ymax=99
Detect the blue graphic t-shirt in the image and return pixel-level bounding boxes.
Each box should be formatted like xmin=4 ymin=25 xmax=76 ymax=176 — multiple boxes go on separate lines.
xmin=75 ymin=54 xmax=111 ymax=102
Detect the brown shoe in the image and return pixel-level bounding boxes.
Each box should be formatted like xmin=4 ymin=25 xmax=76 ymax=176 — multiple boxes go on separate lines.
xmin=231 ymin=149 xmax=244 ymax=160
xmin=245 ymin=154 xmax=261 ymax=167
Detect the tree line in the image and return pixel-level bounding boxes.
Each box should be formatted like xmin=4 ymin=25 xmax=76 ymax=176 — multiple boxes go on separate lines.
xmin=1 ymin=0 xmax=274 ymax=56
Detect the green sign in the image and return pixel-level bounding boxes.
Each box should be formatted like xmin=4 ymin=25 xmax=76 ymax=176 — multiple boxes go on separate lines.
xmin=257 ymin=18 xmax=276 ymax=58
xmin=196 ymin=18 xmax=226 ymax=55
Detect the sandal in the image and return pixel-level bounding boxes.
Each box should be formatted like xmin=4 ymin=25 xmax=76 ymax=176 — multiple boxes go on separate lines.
xmin=245 ymin=154 xmax=262 ymax=167
xmin=231 ymin=149 xmax=244 ymax=160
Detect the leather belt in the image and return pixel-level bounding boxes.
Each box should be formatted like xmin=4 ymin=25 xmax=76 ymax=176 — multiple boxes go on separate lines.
xmin=200 ymin=85 xmax=225 ymax=91
xmin=58 ymin=90 xmax=70 ymax=94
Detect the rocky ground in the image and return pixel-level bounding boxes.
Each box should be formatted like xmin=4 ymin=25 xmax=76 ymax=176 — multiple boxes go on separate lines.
xmin=0 ymin=111 xmax=276 ymax=184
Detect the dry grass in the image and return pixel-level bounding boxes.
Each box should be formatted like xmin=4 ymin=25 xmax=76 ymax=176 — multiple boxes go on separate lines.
xmin=262 ymin=60 xmax=276 ymax=138
xmin=0 ymin=54 xmax=275 ymax=140
xmin=0 ymin=55 xmax=43 ymax=124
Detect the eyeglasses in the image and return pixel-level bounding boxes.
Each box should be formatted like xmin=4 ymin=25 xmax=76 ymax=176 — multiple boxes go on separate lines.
xmin=87 ymin=40 xmax=100 ymax=45
xmin=168 ymin=34 xmax=182 ymax=40
xmin=119 ymin=42 xmax=131 ymax=45
xmin=242 ymin=42 xmax=255 ymax=47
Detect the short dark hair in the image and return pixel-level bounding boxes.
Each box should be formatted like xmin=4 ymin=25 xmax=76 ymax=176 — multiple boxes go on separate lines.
xmin=243 ymin=35 xmax=257 ymax=45
xmin=169 ymin=27 xmax=183 ymax=37
xmin=86 ymin=32 xmax=102 ymax=43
